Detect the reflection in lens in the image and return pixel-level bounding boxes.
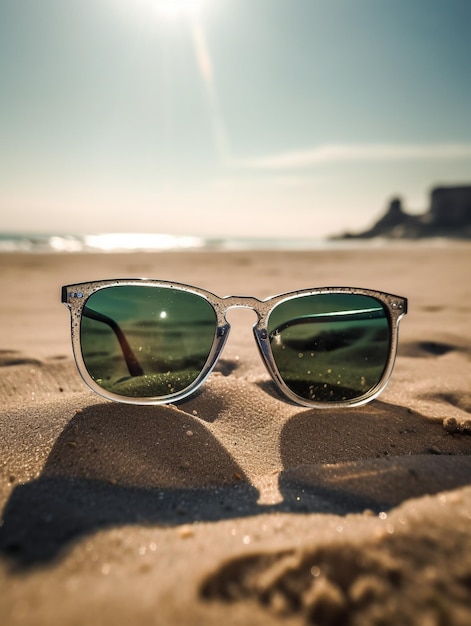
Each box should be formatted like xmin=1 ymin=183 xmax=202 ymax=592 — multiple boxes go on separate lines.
xmin=80 ymin=285 xmax=217 ymax=398
xmin=267 ymin=294 xmax=390 ymax=402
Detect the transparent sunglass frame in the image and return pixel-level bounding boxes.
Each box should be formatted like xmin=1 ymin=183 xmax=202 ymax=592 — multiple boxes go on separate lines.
xmin=62 ymin=280 xmax=407 ymax=408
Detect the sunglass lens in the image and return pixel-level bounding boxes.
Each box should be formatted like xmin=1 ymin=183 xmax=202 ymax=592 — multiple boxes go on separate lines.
xmin=267 ymin=293 xmax=391 ymax=402
xmin=80 ymin=286 xmax=217 ymax=398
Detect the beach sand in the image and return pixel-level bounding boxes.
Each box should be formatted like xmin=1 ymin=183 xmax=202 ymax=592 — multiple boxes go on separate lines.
xmin=1 ymin=243 xmax=471 ymax=625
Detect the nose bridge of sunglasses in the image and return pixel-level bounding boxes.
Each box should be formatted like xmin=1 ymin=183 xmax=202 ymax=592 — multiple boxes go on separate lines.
xmin=220 ymin=296 xmax=263 ymax=328
xmin=221 ymin=295 xmax=263 ymax=312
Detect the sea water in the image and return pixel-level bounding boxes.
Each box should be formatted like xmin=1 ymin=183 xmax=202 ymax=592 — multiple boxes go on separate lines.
xmin=0 ymin=232 xmax=333 ymax=253
xmin=0 ymin=231 xmax=456 ymax=253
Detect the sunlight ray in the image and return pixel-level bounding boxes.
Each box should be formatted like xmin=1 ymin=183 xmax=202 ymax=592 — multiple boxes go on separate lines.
xmin=190 ymin=19 xmax=230 ymax=164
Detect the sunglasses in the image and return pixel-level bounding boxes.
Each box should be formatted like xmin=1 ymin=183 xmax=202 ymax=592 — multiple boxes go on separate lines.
xmin=62 ymin=280 xmax=407 ymax=408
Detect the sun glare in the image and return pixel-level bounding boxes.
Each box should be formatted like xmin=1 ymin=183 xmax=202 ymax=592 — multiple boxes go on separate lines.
xmin=155 ymin=0 xmax=203 ymax=18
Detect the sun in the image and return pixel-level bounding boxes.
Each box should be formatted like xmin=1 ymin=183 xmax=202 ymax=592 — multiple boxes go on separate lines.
xmin=155 ymin=0 xmax=203 ymax=18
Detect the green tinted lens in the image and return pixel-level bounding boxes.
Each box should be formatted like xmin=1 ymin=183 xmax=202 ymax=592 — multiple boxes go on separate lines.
xmin=80 ymin=285 xmax=217 ymax=398
xmin=267 ymin=293 xmax=390 ymax=402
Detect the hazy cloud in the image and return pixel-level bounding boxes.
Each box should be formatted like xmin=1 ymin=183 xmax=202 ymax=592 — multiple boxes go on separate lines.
xmin=242 ymin=143 xmax=471 ymax=169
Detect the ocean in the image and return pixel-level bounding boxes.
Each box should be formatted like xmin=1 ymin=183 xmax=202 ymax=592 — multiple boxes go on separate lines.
xmin=0 ymin=232 xmax=345 ymax=253
xmin=0 ymin=232 xmax=455 ymax=254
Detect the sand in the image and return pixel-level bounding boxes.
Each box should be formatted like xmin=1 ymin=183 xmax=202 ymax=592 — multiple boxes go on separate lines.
xmin=1 ymin=243 xmax=471 ymax=625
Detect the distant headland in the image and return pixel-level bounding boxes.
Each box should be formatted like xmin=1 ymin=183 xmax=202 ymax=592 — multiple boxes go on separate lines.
xmin=335 ymin=185 xmax=471 ymax=240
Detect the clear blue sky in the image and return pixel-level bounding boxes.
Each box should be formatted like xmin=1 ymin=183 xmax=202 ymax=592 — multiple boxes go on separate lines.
xmin=1 ymin=0 xmax=471 ymax=238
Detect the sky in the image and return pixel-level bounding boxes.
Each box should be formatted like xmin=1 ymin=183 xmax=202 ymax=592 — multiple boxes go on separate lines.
xmin=1 ymin=0 xmax=471 ymax=239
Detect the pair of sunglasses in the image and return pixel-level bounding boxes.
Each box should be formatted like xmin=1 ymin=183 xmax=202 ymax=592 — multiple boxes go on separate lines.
xmin=62 ymin=280 xmax=407 ymax=408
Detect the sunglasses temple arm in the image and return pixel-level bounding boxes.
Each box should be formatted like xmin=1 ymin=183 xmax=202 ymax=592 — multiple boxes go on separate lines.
xmin=82 ymin=306 xmax=144 ymax=377
xmin=270 ymin=307 xmax=385 ymax=336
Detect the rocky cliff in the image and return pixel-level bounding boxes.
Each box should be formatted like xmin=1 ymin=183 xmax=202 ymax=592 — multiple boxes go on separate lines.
xmin=338 ymin=185 xmax=471 ymax=239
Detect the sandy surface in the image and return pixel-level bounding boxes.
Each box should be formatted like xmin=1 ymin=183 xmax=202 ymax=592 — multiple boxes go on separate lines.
xmin=1 ymin=243 xmax=471 ymax=625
